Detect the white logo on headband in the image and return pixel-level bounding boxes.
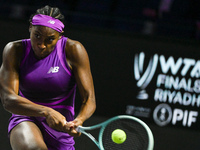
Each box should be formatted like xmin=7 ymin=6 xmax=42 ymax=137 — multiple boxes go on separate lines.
xmin=48 ymin=20 xmax=55 ymax=24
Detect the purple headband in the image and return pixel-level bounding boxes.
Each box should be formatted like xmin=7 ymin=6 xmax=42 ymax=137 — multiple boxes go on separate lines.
xmin=32 ymin=14 xmax=64 ymax=33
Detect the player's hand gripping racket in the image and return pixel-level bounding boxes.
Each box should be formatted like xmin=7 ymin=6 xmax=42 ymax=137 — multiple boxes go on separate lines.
xmin=76 ymin=115 xmax=154 ymax=150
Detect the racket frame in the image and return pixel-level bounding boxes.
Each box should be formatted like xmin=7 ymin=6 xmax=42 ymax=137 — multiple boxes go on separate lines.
xmin=76 ymin=115 xmax=154 ymax=150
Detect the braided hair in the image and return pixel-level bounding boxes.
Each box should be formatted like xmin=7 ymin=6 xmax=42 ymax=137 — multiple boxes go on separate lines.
xmin=29 ymin=5 xmax=65 ymax=24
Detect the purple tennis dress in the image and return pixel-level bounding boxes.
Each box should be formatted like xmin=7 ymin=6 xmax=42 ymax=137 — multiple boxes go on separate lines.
xmin=8 ymin=37 xmax=76 ymax=150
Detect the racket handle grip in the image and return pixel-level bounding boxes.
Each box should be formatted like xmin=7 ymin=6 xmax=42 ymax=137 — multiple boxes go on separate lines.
xmin=75 ymin=126 xmax=82 ymax=132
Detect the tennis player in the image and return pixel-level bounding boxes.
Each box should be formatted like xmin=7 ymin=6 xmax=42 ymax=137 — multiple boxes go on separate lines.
xmin=0 ymin=5 xmax=96 ymax=150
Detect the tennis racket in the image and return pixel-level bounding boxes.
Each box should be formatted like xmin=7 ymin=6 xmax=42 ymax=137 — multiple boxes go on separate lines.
xmin=76 ymin=115 xmax=154 ymax=150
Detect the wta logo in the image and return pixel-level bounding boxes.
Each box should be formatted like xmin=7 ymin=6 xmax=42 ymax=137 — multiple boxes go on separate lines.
xmin=134 ymin=52 xmax=158 ymax=100
xmin=134 ymin=52 xmax=200 ymax=100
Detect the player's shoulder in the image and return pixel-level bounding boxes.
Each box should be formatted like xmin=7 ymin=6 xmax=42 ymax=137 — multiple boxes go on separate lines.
xmin=66 ymin=38 xmax=83 ymax=50
xmin=3 ymin=40 xmax=24 ymax=57
xmin=65 ymin=38 xmax=86 ymax=57
xmin=65 ymin=38 xmax=88 ymax=66
xmin=4 ymin=40 xmax=23 ymax=52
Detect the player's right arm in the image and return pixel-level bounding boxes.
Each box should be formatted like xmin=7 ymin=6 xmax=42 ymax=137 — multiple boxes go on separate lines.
xmin=0 ymin=41 xmax=73 ymax=132
xmin=0 ymin=41 xmax=47 ymax=116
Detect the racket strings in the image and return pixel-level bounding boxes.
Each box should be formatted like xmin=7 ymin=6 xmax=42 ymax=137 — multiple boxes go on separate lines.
xmin=102 ymin=119 xmax=149 ymax=150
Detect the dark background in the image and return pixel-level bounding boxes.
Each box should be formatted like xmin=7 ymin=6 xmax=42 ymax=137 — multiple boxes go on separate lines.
xmin=1 ymin=0 xmax=200 ymax=150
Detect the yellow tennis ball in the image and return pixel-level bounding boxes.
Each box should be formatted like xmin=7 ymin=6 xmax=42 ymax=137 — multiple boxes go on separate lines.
xmin=111 ymin=129 xmax=126 ymax=144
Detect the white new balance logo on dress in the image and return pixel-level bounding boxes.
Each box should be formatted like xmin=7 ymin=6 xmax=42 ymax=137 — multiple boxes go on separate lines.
xmin=48 ymin=67 xmax=59 ymax=73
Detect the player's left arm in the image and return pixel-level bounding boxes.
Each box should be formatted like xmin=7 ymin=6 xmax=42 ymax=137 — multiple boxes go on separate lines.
xmin=65 ymin=39 xmax=96 ymax=131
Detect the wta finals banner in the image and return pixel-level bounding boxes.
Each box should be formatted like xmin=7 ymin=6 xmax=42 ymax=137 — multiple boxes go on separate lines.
xmin=125 ymin=50 xmax=200 ymax=130
xmin=77 ymin=30 xmax=200 ymax=130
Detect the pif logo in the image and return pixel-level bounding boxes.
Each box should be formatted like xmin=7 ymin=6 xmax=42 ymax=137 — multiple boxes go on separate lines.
xmin=153 ymin=103 xmax=198 ymax=127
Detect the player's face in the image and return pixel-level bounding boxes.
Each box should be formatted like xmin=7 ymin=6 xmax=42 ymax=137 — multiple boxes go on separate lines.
xmin=30 ymin=25 xmax=61 ymax=59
